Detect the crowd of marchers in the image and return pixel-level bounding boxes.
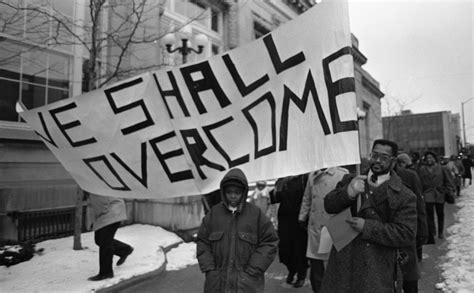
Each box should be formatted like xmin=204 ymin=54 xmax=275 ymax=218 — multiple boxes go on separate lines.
xmin=84 ymin=138 xmax=473 ymax=293
xmin=195 ymin=139 xmax=472 ymax=293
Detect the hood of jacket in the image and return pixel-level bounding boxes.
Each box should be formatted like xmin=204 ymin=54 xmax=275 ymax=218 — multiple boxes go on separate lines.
xmin=220 ymin=168 xmax=249 ymax=212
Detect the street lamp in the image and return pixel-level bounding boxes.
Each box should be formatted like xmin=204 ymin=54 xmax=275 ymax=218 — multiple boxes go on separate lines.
xmin=162 ymin=26 xmax=208 ymax=64
xmin=461 ymin=97 xmax=473 ymax=147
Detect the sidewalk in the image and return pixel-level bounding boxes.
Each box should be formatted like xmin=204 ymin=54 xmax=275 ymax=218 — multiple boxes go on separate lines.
xmin=0 ymin=224 xmax=197 ymax=292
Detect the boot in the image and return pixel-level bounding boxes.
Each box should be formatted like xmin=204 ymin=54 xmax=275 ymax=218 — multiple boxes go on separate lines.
xmin=117 ymin=247 xmax=134 ymax=266
xmin=286 ymin=272 xmax=296 ymax=284
xmin=294 ymin=278 xmax=305 ymax=288
xmin=88 ymin=272 xmax=113 ymax=281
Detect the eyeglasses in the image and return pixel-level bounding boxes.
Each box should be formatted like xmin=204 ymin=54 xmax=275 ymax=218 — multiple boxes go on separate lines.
xmin=369 ymin=152 xmax=393 ymax=163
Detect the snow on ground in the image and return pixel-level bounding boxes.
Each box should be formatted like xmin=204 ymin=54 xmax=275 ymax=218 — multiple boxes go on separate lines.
xmin=0 ymin=224 xmax=197 ymax=292
xmin=166 ymin=242 xmax=198 ymax=271
xmin=437 ymin=184 xmax=474 ymax=293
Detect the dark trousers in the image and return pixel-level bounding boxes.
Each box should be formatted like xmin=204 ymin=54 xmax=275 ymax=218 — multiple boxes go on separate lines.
xmin=416 ymin=244 xmax=423 ymax=261
xmin=425 ymin=203 xmax=444 ymax=239
xmin=309 ymin=258 xmax=325 ymax=293
xmin=278 ymin=220 xmax=308 ymax=280
xmin=95 ymin=221 xmax=131 ymax=275
xmin=403 ymin=280 xmax=418 ymax=293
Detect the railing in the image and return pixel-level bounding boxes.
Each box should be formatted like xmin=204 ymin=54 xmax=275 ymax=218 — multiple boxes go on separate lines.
xmin=9 ymin=206 xmax=87 ymax=242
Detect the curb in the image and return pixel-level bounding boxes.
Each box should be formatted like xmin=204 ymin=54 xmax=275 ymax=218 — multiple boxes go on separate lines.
xmin=97 ymin=240 xmax=184 ymax=293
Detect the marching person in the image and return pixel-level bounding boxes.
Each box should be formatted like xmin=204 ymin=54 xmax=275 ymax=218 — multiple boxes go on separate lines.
xmin=446 ymin=155 xmax=463 ymax=197
xmin=298 ymin=167 xmax=348 ymax=293
xmin=320 ymin=139 xmax=417 ymax=292
xmin=272 ymin=173 xmax=309 ymax=288
xmin=249 ymin=181 xmax=271 ymax=215
xmin=196 ymin=168 xmax=278 ymax=293
xmin=396 ymin=153 xmax=428 ymax=293
xmin=418 ymin=151 xmax=455 ymax=243
xmin=461 ymin=154 xmax=472 ymax=186
xmin=87 ymin=194 xmax=134 ymax=281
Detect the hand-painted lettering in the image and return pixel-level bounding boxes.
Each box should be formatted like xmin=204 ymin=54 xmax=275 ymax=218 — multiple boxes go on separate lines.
xmin=202 ymin=116 xmax=250 ymax=168
xmin=263 ymin=34 xmax=305 ymax=74
xmin=50 ymin=102 xmax=97 ymax=147
xmin=105 ymin=77 xmax=155 ymax=135
xmin=83 ymin=155 xmax=130 ymax=191
xmin=323 ymin=46 xmax=357 ymax=134
xmin=110 ymin=142 xmax=148 ymax=188
xmin=180 ymin=61 xmax=231 ymax=114
xmin=180 ymin=128 xmax=225 ymax=179
xmin=153 ymin=72 xmax=190 ymax=119
xmin=279 ymin=70 xmax=331 ymax=151
xmin=222 ymin=54 xmax=269 ymax=97
xmin=242 ymin=92 xmax=277 ymax=158
xmin=149 ymin=131 xmax=194 ymax=183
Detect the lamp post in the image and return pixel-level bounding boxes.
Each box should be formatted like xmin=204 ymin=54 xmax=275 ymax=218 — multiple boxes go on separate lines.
xmin=461 ymin=97 xmax=473 ymax=147
xmin=162 ymin=26 xmax=208 ymax=64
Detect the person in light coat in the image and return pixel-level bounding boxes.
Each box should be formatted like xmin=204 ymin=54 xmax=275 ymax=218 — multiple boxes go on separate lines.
xmin=87 ymin=194 xmax=133 ymax=281
xmin=249 ymin=181 xmax=271 ymax=215
xmin=298 ymin=166 xmax=348 ymax=293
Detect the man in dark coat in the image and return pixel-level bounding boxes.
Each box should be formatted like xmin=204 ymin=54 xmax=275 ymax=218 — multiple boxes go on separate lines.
xmin=461 ymin=154 xmax=472 ymax=186
xmin=272 ymin=173 xmax=309 ymax=287
xmin=320 ymin=139 xmax=417 ymax=293
xmin=196 ymin=168 xmax=278 ymax=293
xmin=396 ymin=153 xmax=428 ymax=293
xmin=418 ymin=151 xmax=455 ymax=243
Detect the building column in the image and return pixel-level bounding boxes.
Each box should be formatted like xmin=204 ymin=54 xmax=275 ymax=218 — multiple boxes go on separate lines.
xmin=224 ymin=0 xmax=239 ymax=50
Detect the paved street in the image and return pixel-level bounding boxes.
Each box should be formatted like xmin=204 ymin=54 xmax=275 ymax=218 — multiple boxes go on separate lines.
xmin=119 ymin=256 xmax=313 ymax=293
xmin=119 ymin=201 xmax=458 ymax=293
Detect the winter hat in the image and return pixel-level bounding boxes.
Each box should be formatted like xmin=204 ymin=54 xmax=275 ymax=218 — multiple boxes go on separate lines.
xmin=424 ymin=151 xmax=438 ymax=162
xmin=223 ymin=179 xmax=245 ymax=189
xmin=397 ymin=153 xmax=412 ymax=166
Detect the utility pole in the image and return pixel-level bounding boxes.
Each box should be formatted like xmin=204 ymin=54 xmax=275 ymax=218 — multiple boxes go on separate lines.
xmin=462 ymin=97 xmax=473 ymax=147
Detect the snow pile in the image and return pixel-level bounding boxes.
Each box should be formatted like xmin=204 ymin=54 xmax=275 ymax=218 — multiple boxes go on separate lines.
xmin=438 ymin=185 xmax=474 ymax=292
xmin=0 ymin=224 xmax=196 ymax=292
xmin=166 ymin=242 xmax=198 ymax=271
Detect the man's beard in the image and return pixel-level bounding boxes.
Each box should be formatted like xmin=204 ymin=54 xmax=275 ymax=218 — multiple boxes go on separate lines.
xmin=370 ymin=162 xmax=391 ymax=175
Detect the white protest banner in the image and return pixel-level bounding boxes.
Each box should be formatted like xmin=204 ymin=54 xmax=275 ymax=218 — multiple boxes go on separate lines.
xmin=19 ymin=0 xmax=360 ymax=199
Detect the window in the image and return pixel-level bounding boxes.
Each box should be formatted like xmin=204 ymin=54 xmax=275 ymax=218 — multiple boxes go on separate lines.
xmin=0 ymin=40 xmax=71 ymax=122
xmin=0 ymin=0 xmax=80 ymax=123
xmin=0 ymin=0 xmax=25 ymax=38
xmin=211 ymin=8 xmax=219 ymax=32
xmin=173 ymin=0 xmax=222 ymax=32
xmin=211 ymin=44 xmax=219 ymax=55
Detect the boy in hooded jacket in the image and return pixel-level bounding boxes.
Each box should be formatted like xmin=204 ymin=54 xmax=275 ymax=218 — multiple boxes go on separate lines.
xmin=197 ymin=168 xmax=279 ymax=293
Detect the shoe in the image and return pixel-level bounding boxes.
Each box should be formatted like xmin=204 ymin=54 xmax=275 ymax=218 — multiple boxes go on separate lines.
xmin=88 ymin=273 xmax=113 ymax=281
xmin=286 ymin=272 xmax=295 ymax=284
xmin=438 ymin=234 xmax=444 ymax=239
xmin=117 ymin=247 xmax=134 ymax=266
xmin=294 ymin=279 xmax=305 ymax=288
xmin=426 ymin=237 xmax=435 ymax=245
